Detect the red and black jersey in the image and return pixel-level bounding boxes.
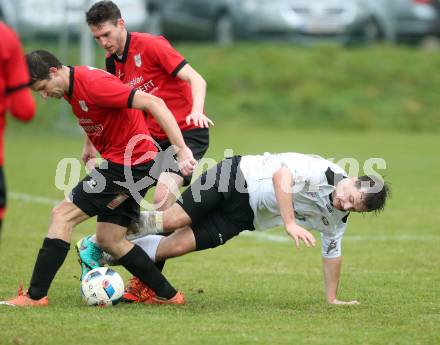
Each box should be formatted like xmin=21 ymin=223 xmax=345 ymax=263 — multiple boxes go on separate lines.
xmin=64 ymin=66 xmax=157 ymax=166
xmin=0 ymin=22 xmax=35 ymax=165
xmin=106 ymin=32 xmax=197 ymax=140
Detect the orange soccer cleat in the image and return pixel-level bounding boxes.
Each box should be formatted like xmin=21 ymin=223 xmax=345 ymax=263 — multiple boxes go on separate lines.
xmin=123 ymin=276 xmax=185 ymax=305
xmin=0 ymin=285 xmax=48 ymax=307
xmin=142 ymin=291 xmax=185 ymax=305
xmin=123 ymin=276 xmax=156 ymax=303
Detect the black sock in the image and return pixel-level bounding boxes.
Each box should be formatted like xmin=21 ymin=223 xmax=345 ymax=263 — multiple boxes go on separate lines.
xmin=119 ymin=245 xmax=176 ymax=299
xmin=28 ymin=237 xmax=70 ymax=300
xmin=155 ymin=261 xmax=165 ymax=272
xmin=154 ymin=232 xmax=168 ymax=272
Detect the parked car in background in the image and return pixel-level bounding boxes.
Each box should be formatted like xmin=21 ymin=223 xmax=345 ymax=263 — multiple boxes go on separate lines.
xmin=286 ymin=0 xmax=397 ymax=44
xmin=395 ymin=0 xmax=440 ymax=42
xmin=0 ymin=0 xmax=147 ymax=38
xmin=282 ymin=0 xmax=440 ymax=44
xmin=145 ymin=0 xmax=302 ymax=44
xmin=144 ymin=0 xmax=440 ymax=45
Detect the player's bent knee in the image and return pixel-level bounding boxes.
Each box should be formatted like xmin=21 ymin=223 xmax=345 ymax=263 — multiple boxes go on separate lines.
xmin=156 ymin=198 xmax=174 ymax=212
xmin=95 ymin=236 xmax=112 ymax=252
xmin=50 ymin=201 xmax=72 ymax=226
xmin=95 ymin=231 xmax=125 ymax=254
xmin=163 ymin=204 xmax=191 ymax=229
xmin=95 ymin=232 xmax=114 ymax=251
xmin=47 ymin=202 xmax=77 ymax=239
xmin=153 ymin=189 xmax=168 ymax=208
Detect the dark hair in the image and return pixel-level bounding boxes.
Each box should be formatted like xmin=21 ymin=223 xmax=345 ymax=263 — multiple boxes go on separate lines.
xmin=356 ymin=175 xmax=391 ymax=213
xmin=86 ymin=1 xmax=122 ymax=26
xmin=25 ymin=50 xmax=62 ymax=85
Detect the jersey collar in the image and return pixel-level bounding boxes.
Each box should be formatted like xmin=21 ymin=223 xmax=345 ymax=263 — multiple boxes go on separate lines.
xmin=66 ymin=66 xmax=74 ymax=99
xmin=325 ymin=167 xmax=346 ymax=187
xmin=112 ymin=32 xmax=131 ymax=63
xmin=325 ymin=167 xmax=347 ymax=207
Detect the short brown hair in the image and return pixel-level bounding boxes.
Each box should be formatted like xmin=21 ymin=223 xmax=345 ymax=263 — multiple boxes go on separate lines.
xmin=25 ymin=50 xmax=62 ymax=85
xmin=86 ymin=1 xmax=121 ymax=26
xmin=356 ymin=175 xmax=391 ymax=213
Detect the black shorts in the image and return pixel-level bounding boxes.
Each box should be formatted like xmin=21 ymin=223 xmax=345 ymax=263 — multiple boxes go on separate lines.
xmin=150 ymin=128 xmax=209 ymax=186
xmin=70 ymin=160 xmax=155 ymax=227
xmin=177 ymin=156 xmax=255 ymax=250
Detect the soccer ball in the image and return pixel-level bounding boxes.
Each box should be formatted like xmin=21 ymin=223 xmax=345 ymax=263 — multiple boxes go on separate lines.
xmin=81 ymin=267 xmax=125 ymax=307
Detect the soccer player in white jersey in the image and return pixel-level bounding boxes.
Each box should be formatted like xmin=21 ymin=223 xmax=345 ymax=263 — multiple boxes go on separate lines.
xmin=78 ymin=152 xmax=390 ymax=304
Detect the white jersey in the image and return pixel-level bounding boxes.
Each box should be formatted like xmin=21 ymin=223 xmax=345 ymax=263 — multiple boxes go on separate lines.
xmin=239 ymin=152 xmax=350 ymax=258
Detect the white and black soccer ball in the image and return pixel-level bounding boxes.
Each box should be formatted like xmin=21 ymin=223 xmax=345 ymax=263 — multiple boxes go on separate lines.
xmin=81 ymin=267 xmax=125 ymax=307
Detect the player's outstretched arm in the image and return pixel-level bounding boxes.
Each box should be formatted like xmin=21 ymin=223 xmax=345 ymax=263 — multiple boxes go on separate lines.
xmin=323 ymin=256 xmax=359 ymax=305
xmin=132 ymin=91 xmax=196 ymax=176
xmin=272 ymin=166 xmax=316 ymax=248
xmin=177 ymin=64 xmax=213 ymax=128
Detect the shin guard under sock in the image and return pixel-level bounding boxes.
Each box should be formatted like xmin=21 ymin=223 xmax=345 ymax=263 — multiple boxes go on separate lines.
xmin=119 ymin=244 xmax=176 ymax=299
xmin=28 ymin=237 xmax=70 ymax=300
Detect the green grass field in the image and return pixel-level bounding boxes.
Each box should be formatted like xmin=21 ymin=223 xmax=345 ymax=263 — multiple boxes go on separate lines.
xmin=0 ymin=124 xmax=439 ymax=345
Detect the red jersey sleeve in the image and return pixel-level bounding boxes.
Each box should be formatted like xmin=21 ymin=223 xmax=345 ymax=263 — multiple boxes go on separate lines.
xmin=147 ymin=36 xmax=187 ymax=76
xmin=4 ymin=25 xmax=31 ymax=92
xmin=88 ymin=73 xmax=136 ymax=109
xmin=2 ymin=24 xmax=35 ymax=121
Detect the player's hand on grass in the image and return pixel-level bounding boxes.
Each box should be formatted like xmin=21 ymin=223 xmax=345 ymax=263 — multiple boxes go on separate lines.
xmin=82 ymin=143 xmax=97 ymax=171
xmin=285 ymin=223 xmax=316 ymax=248
xmin=328 ymin=299 xmax=360 ymax=305
xmin=186 ymin=112 xmax=214 ymax=128
xmin=176 ymin=145 xmax=197 ymax=176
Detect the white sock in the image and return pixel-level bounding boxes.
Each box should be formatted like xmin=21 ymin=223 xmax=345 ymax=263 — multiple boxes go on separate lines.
xmin=101 ymin=234 xmax=164 ymax=265
xmin=127 ymin=211 xmax=164 ymax=236
xmin=140 ymin=211 xmax=163 ymax=233
xmin=132 ymin=235 xmax=164 ymax=262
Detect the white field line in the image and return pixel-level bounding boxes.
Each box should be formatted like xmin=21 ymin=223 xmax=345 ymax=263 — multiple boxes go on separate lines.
xmin=9 ymin=192 xmax=59 ymax=206
xmin=241 ymin=231 xmax=440 ymax=243
xmin=9 ymin=191 xmax=439 ymax=242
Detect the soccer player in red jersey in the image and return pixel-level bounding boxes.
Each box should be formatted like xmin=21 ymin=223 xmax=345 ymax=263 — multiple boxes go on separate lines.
xmin=0 ymin=22 xmax=36 ymax=239
xmin=85 ymin=1 xmax=213 ymax=210
xmin=76 ymin=1 xmax=213 ymax=301
xmin=0 ymin=50 xmax=195 ymax=307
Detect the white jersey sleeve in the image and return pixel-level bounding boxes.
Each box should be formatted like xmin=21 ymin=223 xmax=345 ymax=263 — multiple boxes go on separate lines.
xmin=321 ymin=221 xmax=347 ymax=258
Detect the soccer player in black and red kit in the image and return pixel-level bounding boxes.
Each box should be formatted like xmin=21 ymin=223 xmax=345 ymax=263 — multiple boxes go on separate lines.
xmin=0 ymin=50 xmax=195 ymax=307
xmin=76 ymin=1 xmax=213 ymax=302
xmin=0 ymin=22 xmax=36 ymax=239
xmin=84 ymin=1 xmax=213 ymax=210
